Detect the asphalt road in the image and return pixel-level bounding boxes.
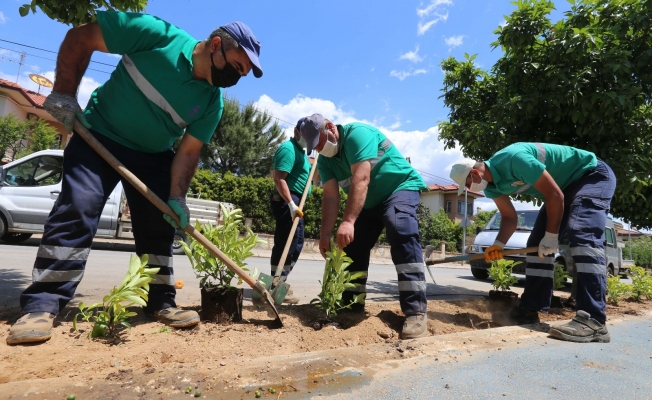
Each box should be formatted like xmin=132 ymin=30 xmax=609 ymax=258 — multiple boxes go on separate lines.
xmin=0 ymin=239 xmax=540 ymax=308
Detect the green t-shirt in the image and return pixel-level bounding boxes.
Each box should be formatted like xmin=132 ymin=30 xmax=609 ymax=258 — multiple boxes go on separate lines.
xmin=273 ymin=138 xmax=312 ymax=196
xmin=318 ymin=122 xmax=426 ymax=209
xmin=483 ymin=142 xmax=598 ymax=199
xmin=84 ymin=11 xmax=224 ymax=153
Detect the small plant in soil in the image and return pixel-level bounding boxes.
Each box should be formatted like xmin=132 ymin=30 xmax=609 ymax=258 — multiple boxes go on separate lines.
xmin=628 ymin=265 xmax=652 ymax=301
xmin=487 ymin=259 xmax=520 ymax=291
xmin=181 ymin=205 xmax=261 ymax=322
xmin=606 ymin=274 xmax=630 ymax=305
xmin=311 ymin=242 xmax=366 ymax=317
xmin=73 ymin=254 xmax=158 ymax=338
xmin=553 ymin=264 xmax=570 ymax=290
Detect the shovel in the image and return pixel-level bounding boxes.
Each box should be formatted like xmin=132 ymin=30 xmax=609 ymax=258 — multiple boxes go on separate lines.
xmin=72 ymin=120 xmax=283 ymax=327
xmin=252 ymin=153 xmax=320 ymax=308
xmin=425 ymin=246 xmax=539 ymax=266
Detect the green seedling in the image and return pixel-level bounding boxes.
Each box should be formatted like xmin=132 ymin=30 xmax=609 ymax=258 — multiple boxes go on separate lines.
xmin=606 ymin=274 xmax=630 ymax=305
xmin=194 ymin=390 xmax=202 ymax=397
xmin=553 ymin=264 xmax=570 ymax=290
xmin=488 ymin=259 xmax=520 ymax=291
xmin=73 ymin=254 xmax=158 ymax=338
xmin=67 ymin=395 xmax=76 ymax=400
xmin=269 ymin=388 xmax=277 ymax=394
xmin=311 ymin=242 xmax=366 ymax=317
xmin=185 ymin=386 xmax=193 ymax=394
xmin=254 ymin=391 xmax=262 ymax=398
xmin=153 ymin=327 xmax=171 ymax=334
xmin=629 ymin=265 xmax=652 ymax=301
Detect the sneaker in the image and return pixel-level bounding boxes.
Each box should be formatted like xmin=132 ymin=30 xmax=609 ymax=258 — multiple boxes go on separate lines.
xmin=282 ymin=288 xmax=299 ymax=305
xmin=7 ymin=312 xmax=55 ymax=345
xmin=549 ymin=310 xmax=610 ymax=343
xmin=401 ymin=314 xmax=428 ymax=339
xmin=150 ymin=307 xmax=199 ymax=328
xmin=492 ymin=305 xmax=540 ymax=326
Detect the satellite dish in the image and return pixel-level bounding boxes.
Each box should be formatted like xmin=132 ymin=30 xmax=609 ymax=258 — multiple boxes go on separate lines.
xmin=29 ymin=74 xmax=53 ymax=93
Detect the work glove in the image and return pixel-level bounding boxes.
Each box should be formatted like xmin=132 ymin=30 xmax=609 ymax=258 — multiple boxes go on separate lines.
xmin=539 ymin=232 xmax=558 ymax=258
xmin=42 ymin=91 xmax=91 ymax=132
xmin=484 ymin=240 xmax=505 ymax=262
xmin=163 ymin=195 xmax=190 ymax=229
xmin=288 ymin=201 xmax=304 ymax=219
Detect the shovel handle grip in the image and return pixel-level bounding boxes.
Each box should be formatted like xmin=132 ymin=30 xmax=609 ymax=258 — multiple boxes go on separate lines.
xmin=73 ymin=121 xmax=259 ymax=289
xmin=425 ymin=246 xmax=540 ymax=266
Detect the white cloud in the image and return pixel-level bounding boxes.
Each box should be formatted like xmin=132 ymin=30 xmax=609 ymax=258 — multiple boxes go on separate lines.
xmin=444 ymin=35 xmax=464 ymax=50
xmin=416 ymin=0 xmax=452 ymax=35
xmin=390 ymin=68 xmax=427 ymax=81
xmin=399 ymin=45 xmax=424 ymax=63
xmin=0 ymin=12 xmax=8 ymax=24
xmin=253 ymin=94 xmax=465 ymax=185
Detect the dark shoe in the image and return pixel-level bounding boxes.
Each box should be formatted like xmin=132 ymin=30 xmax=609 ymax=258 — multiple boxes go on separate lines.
xmin=282 ymin=288 xmax=299 ymax=305
xmin=549 ymin=310 xmax=610 ymax=343
xmin=401 ymin=314 xmax=428 ymax=339
xmin=151 ymin=307 xmax=199 ymax=328
xmin=7 ymin=312 xmax=55 ymax=345
xmin=492 ymin=305 xmax=540 ymax=326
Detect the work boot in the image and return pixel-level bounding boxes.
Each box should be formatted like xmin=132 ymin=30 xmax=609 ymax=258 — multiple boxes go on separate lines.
xmin=492 ymin=305 xmax=540 ymax=326
xmin=549 ymin=310 xmax=610 ymax=343
xmin=7 ymin=312 xmax=55 ymax=345
xmin=282 ymin=288 xmax=299 ymax=305
xmin=150 ymin=307 xmax=199 ymax=328
xmin=401 ymin=313 xmax=428 ymax=339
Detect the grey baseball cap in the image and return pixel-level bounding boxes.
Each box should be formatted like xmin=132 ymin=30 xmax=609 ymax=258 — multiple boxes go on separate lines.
xmin=300 ymin=114 xmax=325 ymax=154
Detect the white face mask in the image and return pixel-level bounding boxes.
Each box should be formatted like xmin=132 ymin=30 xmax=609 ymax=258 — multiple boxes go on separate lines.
xmin=319 ymin=139 xmax=338 ymax=157
xmin=469 ymin=174 xmax=488 ymax=192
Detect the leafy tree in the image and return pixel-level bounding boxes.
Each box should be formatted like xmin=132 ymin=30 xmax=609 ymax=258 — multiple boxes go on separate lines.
xmin=201 ymin=96 xmax=285 ymax=178
xmin=472 ymin=210 xmax=498 ymax=233
xmin=20 ymin=119 xmax=60 ymax=157
xmin=438 ymin=0 xmax=652 ymax=228
xmin=625 ymin=236 xmax=652 ymax=268
xmin=19 ymin=0 xmax=147 ymax=26
xmin=0 ymin=114 xmax=29 ymax=162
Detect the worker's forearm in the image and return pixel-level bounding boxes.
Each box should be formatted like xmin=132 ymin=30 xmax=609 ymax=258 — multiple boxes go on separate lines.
xmin=274 ymin=178 xmax=293 ymax=204
xmin=496 ymin=216 xmax=517 ymax=244
xmin=342 ymin=178 xmax=368 ymax=224
xmin=320 ymin=195 xmax=340 ymax=237
xmin=170 ymin=151 xmax=199 ymax=197
xmin=53 ymin=27 xmax=96 ymax=96
xmin=544 ymin=194 xmax=564 ymax=234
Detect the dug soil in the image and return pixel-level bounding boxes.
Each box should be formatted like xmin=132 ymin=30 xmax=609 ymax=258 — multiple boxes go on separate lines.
xmin=1 ymin=297 xmax=650 ymax=398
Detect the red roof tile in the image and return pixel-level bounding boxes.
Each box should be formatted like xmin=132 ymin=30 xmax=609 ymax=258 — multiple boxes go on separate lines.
xmin=0 ymin=78 xmax=47 ymax=108
xmin=426 ymin=183 xmax=485 ymax=197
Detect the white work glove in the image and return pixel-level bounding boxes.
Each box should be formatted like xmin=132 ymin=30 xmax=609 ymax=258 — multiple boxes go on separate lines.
xmin=288 ymin=201 xmax=303 ymax=219
xmin=539 ymin=232 xmax=559 ymax=258
xmin=43 ymin=91 xmax=91 ymax=132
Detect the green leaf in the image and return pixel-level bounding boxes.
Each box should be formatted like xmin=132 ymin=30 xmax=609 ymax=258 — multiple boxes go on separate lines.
xmin=19 ymin=4 xmax=30 ymax=16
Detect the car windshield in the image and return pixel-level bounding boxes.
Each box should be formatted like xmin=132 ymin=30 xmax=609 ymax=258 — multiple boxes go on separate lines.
xmin=485 ymin=210 xmax=538 ymax=231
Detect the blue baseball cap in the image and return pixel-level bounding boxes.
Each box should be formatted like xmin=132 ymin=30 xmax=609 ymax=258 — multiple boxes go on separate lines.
xmin=220 ymin=21 xmax=263 ymax=78
xmin=295 ymin=117 xmax=306 ymax=131
xmin=300 ymin=114 xmax=326 ymax=154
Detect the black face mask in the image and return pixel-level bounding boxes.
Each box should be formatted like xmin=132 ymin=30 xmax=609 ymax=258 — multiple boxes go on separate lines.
xmin=210 ymin=45 xmax=241 ymax=88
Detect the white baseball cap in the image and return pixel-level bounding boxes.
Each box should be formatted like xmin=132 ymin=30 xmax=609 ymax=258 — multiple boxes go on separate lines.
xmin=450 ymin=159 xmax=476 ymax=195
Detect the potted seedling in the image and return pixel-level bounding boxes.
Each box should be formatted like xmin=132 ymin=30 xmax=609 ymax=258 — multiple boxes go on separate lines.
xmin=487 ymin=259 xmax=520 ymax=308
xmin=310 ymin=242 xmax=366 ymax=329
xmin=551 ymin=264 xmax=570 ymax=308
xmin=181 ymin=205 xmax=260 ymax=323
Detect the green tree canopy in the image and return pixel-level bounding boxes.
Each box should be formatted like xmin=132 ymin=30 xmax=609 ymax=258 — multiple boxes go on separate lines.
xmin=438 ymin=0 xmax=652 ymax=228
xmin=200 ymin=96 xmax=285 ymax=178
xmin=19 ymin=0 xmax=147 ymax=26
xmin=0 ymin=114 xmax=29 ymax=162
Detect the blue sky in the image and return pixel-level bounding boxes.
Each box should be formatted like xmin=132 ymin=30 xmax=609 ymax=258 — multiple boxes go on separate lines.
xmin=0 ymin=0 xmax=584 ymax=214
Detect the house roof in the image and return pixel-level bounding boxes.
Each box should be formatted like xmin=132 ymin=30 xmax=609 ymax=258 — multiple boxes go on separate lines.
xmin=426 ymin=183 xmax=485 ymax=198
xmin=0 ymin=78 xmax=47 ymax=108
xmin=617 ymin=228 xmax=648 ymax=237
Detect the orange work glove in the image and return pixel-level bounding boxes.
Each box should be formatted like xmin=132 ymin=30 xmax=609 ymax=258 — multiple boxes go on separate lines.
xmin=484 ymin=240 xmax=505 ymax=262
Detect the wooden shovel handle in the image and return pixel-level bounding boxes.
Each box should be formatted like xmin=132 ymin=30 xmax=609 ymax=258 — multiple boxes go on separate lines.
xmin=426 ymin=246 xmax=540 ymax=265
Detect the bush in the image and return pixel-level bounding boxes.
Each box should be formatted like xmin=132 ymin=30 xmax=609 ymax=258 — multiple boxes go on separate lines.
xmin=628 ymin=266 xmax=652 ymax=302
xmin=624 ymin=237 xmax=652 ymax=268
xmin=606 ymin=275 xmax=630 ymax=305
xmin=488 ymin=259 xmax=520 ymax=291
xmin=553 ymin=264 xmax=570 ymax=290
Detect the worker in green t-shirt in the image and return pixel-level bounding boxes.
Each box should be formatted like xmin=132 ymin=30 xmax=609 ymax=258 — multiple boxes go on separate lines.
xmin=8 ymin=12 xmax=263 ymax=346
xmin=450 ymin=143 xmax=616 ymax=343
xmin=269 ymin=118 xmax=312 ymax=304
xmin=300 ymin=114 xmax=429 ymax=340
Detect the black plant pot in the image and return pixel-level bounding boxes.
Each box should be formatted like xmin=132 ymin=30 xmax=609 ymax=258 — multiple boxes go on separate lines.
xmin=201 ymin=286 xmax=243 ymax=323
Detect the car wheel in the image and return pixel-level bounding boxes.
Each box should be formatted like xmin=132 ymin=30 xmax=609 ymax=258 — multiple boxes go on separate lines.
xmin=607 ymin=265 xmax=615 ymax=277
xmin=1 ymin=232 xmax=33 ymax=243
xmin=172 ymin=231 xmax=188 ymax=255
xmin=0 ymin=215 xmax=6 ymax=239
xmin=471 ymin=267 xmax=489 ymax=280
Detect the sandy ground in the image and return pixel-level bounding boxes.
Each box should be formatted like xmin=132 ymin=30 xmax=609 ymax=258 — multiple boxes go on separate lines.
xmin=1 ymin=295 xmax=651 ymax=399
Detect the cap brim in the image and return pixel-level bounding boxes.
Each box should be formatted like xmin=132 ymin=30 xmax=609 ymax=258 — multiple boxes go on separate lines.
xmin=458 ymin=185 xmax=465 ymax=196
xmin=242 ymin=47 xmax=263 ymax=78
xmin=305 ymin=134 xmax=320 ymax=155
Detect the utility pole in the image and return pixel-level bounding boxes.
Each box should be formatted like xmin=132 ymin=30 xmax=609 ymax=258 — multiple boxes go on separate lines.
xmin=629 ymin=221 xmax=632 ymax=260
xmin=15 ymin=52 xmax=26 ymax=83
xmin=461 ymin=187 xmax=468 ymax=265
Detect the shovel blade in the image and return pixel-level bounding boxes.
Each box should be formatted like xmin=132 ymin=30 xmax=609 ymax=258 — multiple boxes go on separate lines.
xmin=251 ymin=273 xmax=273 ymax=308
xmin=271 ymin=281 xmax=290 ymax=306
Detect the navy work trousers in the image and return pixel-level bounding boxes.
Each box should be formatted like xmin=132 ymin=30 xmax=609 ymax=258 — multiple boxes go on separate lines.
xmin=269 ymin=192 xmax=304 ymax=281
xmin=342 ymin=190 xmax=427 ymax=315
xmin=521 ymin=160 xmax=616 ymax=323
xmin=20 ymin=131 xmax=178 ymax=315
